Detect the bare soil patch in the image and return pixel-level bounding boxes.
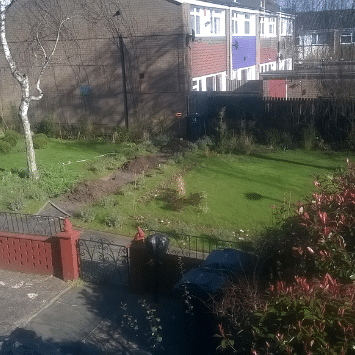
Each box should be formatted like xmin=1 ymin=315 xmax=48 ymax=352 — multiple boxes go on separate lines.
xmin=61 ymin=153 xmax=169 ymax=206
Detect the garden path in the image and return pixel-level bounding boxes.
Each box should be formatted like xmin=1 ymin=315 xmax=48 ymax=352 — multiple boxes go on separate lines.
xmin=39 ymin=152 xmax=171 ymax=217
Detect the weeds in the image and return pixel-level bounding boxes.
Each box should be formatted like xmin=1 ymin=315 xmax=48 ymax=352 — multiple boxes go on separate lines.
xmin=103 ymin=212 xmax=123 ymax=228
xmin=138 ymin=299 xmax=164 ymax=350
xmin=77 ymin=207 xmax=96 ymax=223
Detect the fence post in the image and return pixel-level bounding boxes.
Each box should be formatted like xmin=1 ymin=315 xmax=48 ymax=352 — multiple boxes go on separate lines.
xmin=56 ymin=217 xmax=81 ymax=281
xmin=128 ymin=239 xmax=152 ymax=294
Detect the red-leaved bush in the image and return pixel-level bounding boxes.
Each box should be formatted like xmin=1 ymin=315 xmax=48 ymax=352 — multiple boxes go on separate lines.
xmin=250 ymin=273 xmax=355 ymax=355
xmin=294 ymin=159 xmax=355 ymax=282
xmin=213 ymin=159 xmax=355 ymax=354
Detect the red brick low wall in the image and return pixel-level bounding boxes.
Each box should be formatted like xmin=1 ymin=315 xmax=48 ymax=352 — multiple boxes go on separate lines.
xmin=0 ymin=218 xmax=80 ymax=281
xmin=0 ymin=232 xmax=56 ymax=275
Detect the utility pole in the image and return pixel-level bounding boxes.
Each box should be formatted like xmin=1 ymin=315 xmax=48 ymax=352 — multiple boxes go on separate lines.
xmin=119 ymin=34 xmax=129 ymax=129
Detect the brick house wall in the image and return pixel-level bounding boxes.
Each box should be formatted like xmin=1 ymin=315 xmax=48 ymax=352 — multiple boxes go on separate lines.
xmin=190 ymin=39 xmax=227 ymax=78
xmin=0 ymin=0 xmax=189 ymax=129
xmin=260 ymin=38 xmax=278 ymax=64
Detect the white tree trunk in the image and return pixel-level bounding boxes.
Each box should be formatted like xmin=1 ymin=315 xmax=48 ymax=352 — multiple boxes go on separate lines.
xmin=20 ymin=77 xmax=39 ymax=180
xmin=1 ymin=0 xmax=39 ymax=179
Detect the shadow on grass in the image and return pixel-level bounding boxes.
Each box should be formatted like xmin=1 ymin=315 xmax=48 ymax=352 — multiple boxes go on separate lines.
xmin=244 ymin=192 xmax=283 ymax=203
xmin=249 ymin=153 xmax=340 ymax=171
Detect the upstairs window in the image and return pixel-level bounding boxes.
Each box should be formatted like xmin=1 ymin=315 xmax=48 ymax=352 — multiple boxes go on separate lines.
xmin=245 ymin=14 xmax=250 ymax=34
xmin=287 ymin=19 xmax=293 ymax=35
xmin=260 ymin=16 xmax=264 ymax=35
xmin=269 ymin=17 xmax=275 ymax=35
xmin=190 ymin=7 xmax=201 ymax=35
xmin=211 ymin=9 xmax=222 ymax=34
xmin=281 ymin=19 xmax=286 ymax=35
xmin=232 ymin=11 xmax=238 ymax=34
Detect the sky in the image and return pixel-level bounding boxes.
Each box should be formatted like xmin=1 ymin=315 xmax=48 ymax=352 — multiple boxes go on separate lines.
xmin=276 ymin=0 xmax=354 ymax=11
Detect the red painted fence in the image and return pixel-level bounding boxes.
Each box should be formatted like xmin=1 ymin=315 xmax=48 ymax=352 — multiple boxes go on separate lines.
xmin=0 ymin=217 xmax=80 ymax=281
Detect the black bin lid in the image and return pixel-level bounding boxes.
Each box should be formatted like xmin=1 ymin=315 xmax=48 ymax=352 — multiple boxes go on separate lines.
xmin=145 ymin=233 xmax=170 ymax=260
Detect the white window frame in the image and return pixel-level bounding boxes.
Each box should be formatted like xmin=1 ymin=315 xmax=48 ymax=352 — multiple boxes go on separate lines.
xmin=245 ymin=13 xmax=250 ymax=35
xmin=192 ymin=79 xmax=203 ymax=91
xmin=190 ymin=6 xmax=201 ymax=35
xmin=340 ymin=30 xmax=354 ymax=44
xmin=287 ymin=19 xmax=293 ymax=35
xmin=269 ymin=17 xmax=276 ymax=35
xmin=281 ymin=18 xmax=286 ymax=36
xmin=232 ymin=11 xmax=238 ymax=35
xmin=211 ymin=9 xmax=222 ymax=35
xmin=260 ymin=16 xmax=265 ymax=35
xmin=192 ymin=72 xmax=226 ymax=92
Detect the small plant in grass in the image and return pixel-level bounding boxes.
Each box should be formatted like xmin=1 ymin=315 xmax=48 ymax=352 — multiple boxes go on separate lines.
xmin=7 ymin=194 xmax=26 ymax=212
xmin=250 ymin=274 xmax=355 ymax=355
xmin=33 ymin=133 xmax=48 ymax=149
xmin=77 ymin=207 xmax=96 ymax=223
xmin=303 ymin=126 xmax=326 ymax=151
xmin=132 ymin=173 xmax=145 ymax=190
xmin=152 ymin=133 xmax=171 ymax=147
xmin=97 ymin=196 xmax=117 ymax=208
xmin=0 ymin=140 xmax=12 ymax=154
xmin=104 ymin=212 xmax=123 ymax=228
xmin=24 ymin=181 xmax=47 ymax=201
xmin=197 ymin=135 xmax=214 ymax=152
xmin=86 ymin=159 xmax=106 ymax=173
xmin=141 ymin=218 xmax=161 ymax=233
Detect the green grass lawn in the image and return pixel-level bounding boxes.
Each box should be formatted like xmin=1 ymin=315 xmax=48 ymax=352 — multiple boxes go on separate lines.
xmin=0 ymin=138 xmax=148 ymax=178
xmin=0 ymin=138 xmax=155 ymax=212
xmin=72 ymin=148 xmax=355 ymax=239
xmin=1 ymin=137 xmax=354 ymax=240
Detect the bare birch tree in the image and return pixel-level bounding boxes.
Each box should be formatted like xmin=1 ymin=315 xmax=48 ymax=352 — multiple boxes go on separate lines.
xmin=0 ymin=0 xmax=77 ymax=179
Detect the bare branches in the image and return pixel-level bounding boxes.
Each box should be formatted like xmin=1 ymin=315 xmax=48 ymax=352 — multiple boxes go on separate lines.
xmin=31 ymin=15 xmax=79 ymax=101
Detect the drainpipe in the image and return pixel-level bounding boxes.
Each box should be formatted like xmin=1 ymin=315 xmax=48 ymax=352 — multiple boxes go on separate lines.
xmin=119 ymin=35 xmax=129 ymax=129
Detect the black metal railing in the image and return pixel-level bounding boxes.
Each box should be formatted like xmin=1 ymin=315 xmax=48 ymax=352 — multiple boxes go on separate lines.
xmin=77 ymin=238 xmax=129 ymax=285
xmin=0 ymin=211 xmax=65 ymax=237
xmin=161 ymin=232 xmax=243 ymax=260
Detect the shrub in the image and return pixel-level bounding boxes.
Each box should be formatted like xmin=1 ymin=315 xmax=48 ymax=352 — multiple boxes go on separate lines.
xmin=152 ymin=133 xmax=171 ymax=147
xmin=265 ymin=128 xmax=283 ymax=148
xmin=292 ymin=160 xmax=355 ymax=282
xmin=33 ymin=133 xmax=48 ymax=149
xmin=3 ymin=130 xmax=20 ymax=147
xmin=3 ymin=135 xmax=17 ymax=147
xmin=77 ymin=207 xmax=96 ymax=223
xmin=97 ymin=196 xmax=117 ymax=208
xmin=36 ymin=118 xmax=55 ymax=137
xmin=0 ymin=140 xmax=12 ymax=154
xmin=7 ymin=195 xmax=26 ymax=212
xmin=104 ymin=212 xmax=123 ymax=228
xmin=24 ymin=181 xmax=47 ymax=201
xmin=4 ymin=130 xmax=20 ymax=140
xmin=196 ymin=135 xmax=214 ymax=151
xmin=250 ymin=274 xmax=355 ymax=355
